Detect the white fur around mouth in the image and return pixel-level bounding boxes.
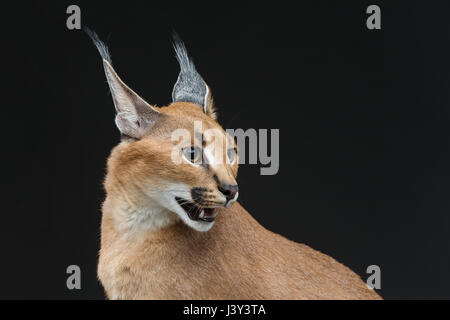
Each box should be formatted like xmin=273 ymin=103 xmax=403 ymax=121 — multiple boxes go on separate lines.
xmin=175 ymin=197 xmax=218 ymax=223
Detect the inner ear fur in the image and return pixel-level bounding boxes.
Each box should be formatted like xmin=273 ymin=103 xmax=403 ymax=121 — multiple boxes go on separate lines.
xmin=86 ymin=28 xmax=160 ymax=139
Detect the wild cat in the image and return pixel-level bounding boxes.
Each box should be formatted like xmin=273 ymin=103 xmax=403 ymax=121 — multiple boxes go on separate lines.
xmin=86 ymin=29 xmax=381 ymax=300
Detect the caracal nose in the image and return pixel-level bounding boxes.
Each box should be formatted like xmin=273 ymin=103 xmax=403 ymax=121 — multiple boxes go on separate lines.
xmin=218 ymin=184 xmax=239 ymax=202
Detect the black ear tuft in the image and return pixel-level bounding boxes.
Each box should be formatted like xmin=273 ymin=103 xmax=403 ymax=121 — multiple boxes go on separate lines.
xmin=84 ymin=26 xmax=112 ymax=65
xmin=171 ymin=32 xmax=209 ymax=109
xmin=172 ymin=32 xmax=196 ymax=75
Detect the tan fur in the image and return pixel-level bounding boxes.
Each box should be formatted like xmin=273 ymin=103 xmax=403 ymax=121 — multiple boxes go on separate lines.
xmin=98 ymin=102 xmax=381 ymax=300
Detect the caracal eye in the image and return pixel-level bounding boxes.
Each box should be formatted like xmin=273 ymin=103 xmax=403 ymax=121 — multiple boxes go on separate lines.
xmin=182 ymin=146 xmax=202 ymax=164
xmin=227 ymin=148 xmax=237 ymax=164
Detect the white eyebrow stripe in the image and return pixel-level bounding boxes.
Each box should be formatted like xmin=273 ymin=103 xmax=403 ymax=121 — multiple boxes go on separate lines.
xmin=203 ymin=144 xmax=236 ymax=186
xmin=203 ymin=146 xmax=217 ymax=167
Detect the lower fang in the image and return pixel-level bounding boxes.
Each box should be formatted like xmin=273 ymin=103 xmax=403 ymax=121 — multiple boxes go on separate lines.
xmin=203 ymin=208 xmax=216 ymax=217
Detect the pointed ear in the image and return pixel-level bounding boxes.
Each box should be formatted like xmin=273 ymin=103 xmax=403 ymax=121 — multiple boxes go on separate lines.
xmin=171 ymin=33 xmax=217 ymax=119
xmin=85 ymin=28 xmax=160 ymax=139
xmin=102 ymin=60 xmax=161 ymax=139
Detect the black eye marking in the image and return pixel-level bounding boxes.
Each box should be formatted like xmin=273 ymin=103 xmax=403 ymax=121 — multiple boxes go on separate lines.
xmin=201 ymin=133 xmax=207 ymax=147
xmin=213 ymin=174 xmax=220 ymax=186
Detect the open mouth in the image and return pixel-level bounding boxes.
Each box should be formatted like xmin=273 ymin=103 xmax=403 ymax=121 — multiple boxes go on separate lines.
xmin=175 ymin=197 xmax=218 ymax=223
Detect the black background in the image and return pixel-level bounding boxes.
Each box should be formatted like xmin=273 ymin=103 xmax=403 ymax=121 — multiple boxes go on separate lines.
xmin=2 ymin=1 xmax=450 ymax=299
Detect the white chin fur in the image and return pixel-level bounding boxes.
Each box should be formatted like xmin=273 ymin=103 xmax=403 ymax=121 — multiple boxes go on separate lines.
xmin=159 ymin=188 xmax=215 ymax=232
xmin=181 ymin=213 xmax=215 ymax=232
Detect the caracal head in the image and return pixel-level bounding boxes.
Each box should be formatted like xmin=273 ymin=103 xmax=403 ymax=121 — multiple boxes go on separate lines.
xmin=87 ymin=30 xmax=238 ymax=232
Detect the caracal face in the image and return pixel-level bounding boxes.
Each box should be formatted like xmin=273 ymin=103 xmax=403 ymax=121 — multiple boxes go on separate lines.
xmin=109 ymin=102 xmax=239 ymax=232
xmin=87 ymin=30 xmax=238 ymax=232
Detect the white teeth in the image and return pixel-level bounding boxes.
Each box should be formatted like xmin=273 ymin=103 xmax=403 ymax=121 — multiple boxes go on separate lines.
xmin=199 ymin=209 xmax=205 ymax=218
